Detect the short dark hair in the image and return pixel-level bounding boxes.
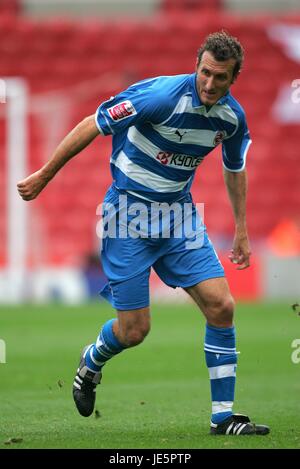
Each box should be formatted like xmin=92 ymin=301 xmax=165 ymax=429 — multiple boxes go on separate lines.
xmin=197 ymin=30 xmax=244 ymax=79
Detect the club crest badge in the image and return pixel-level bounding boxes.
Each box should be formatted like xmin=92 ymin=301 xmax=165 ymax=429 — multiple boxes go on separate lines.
xmin=213 ymin=130 xmax=227 ymax=146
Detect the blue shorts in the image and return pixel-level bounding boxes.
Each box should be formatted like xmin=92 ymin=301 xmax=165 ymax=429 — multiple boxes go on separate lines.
xmin=99 ymin=185 xmax=224 ymax=310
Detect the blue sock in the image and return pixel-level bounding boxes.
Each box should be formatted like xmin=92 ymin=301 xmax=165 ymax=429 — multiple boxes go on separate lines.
xmin=85 ymin=319 xmax=126 ymax=372
xmin=204 ymin=324 xmax=238 ymax=424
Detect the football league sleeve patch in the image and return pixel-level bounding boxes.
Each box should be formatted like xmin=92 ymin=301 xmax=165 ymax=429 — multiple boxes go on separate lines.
xmin=94 ymin=83 xmax=158 ymax=136
xmin=107 ymin=100 xmax=137 ymax=122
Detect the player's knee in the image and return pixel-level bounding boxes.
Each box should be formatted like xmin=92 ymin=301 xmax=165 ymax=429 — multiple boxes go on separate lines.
xmin=221 ymin=296 xmax=235 ymax=323
xmin=208 ymin=296 xmax=235 ymax=327
xmin=122 ymin=324 xmax=150 ymax=347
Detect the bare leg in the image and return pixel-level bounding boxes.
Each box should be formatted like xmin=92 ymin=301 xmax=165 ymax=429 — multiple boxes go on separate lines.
xmin=113 ymin=306 xmax=151 ymax=347
xmin=184 ymin=277 xmax=235 ymax=327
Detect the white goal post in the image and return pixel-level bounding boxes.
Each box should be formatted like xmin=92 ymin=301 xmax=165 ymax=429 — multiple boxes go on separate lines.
xmin=1 ymin=78 xmax=28 ymax=303
xmin=0 ymin=74 xmax=124 ymax=304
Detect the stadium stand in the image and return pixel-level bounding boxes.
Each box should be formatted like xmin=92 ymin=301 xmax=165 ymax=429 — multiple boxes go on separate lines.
xmin=0 ymin=2 xmax=299 ymax=266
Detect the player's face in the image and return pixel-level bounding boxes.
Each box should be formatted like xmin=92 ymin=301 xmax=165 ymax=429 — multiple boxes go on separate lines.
xmin=196 ymin=51 xmax=237 ymax=106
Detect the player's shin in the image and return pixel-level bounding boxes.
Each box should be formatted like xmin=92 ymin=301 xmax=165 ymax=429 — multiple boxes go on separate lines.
xmin=85 ymin=318 xmax=126 ymax=372
xmin=204 ymin=324 xmax=237 ymax=424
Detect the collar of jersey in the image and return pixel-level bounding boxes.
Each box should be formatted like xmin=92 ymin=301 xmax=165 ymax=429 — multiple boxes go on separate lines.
xmin=190 ymin=73 xmax=230 ymax=108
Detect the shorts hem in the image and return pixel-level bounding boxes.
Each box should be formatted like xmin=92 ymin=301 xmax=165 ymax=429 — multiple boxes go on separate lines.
xmin=167 ymin=272 xmax=225 ymax=289
xmin=114 ymin=302 xmax=150 ymax=311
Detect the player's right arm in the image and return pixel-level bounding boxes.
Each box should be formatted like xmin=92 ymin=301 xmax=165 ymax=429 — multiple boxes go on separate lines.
xmin=17 ymin=115 xmax=99 ymax=201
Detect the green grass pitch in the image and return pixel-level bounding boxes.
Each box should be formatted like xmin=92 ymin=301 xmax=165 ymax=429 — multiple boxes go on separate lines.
xmin=0 ymin=301 xmax=299 ymax=449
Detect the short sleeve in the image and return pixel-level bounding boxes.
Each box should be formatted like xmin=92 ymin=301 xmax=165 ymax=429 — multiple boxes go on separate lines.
xmin=222 ymin=114 xmax=252 ymax=172
xmin=94 ymin=79 xmax=171 ymax=136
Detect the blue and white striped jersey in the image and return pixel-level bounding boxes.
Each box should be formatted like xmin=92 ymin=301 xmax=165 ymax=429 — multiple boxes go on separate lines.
xmin=95 ymin=73 xmax=251 ymax=202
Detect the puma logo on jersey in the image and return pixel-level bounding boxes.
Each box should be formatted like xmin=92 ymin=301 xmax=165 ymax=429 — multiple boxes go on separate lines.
xmin=175 ymin=129 xmax=188 ymax=142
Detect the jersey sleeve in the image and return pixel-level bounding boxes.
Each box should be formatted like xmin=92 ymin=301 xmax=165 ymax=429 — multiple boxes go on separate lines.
xmin=222 ymin=113 xmax=252 ymax=172
xmin=94 ymin=79 xmax=171 ymax=136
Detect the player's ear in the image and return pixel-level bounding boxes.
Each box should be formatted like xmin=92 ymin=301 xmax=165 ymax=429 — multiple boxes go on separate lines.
xmin=195 ymin=58 xmax=200 ymax=71
xmin=231 ymin=77 xmax=236 ymax=84
xmin=231 ymin=70 xmax=239 ymax=84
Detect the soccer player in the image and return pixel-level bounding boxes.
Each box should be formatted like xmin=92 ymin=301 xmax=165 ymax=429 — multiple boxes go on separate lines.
xmin=17 ymin=31 xmax=269 ymax=435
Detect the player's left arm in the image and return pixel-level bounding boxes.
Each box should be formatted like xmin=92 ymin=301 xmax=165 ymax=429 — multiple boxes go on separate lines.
xmin=222 ymin=110 xmax=252 ymax=270
xmin=223 ymin=168 xmax=251 ymax=270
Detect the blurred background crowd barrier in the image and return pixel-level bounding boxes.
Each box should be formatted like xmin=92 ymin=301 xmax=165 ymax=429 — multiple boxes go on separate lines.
xmin=0 ymin=0 xmax=299 ymax=303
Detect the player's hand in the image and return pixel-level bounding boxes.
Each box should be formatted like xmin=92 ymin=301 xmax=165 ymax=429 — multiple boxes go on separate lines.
xmin=229 ymin=231 xmax=251 ymax=270
xmin=17 ymin=170 xmax=49 ymax=201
